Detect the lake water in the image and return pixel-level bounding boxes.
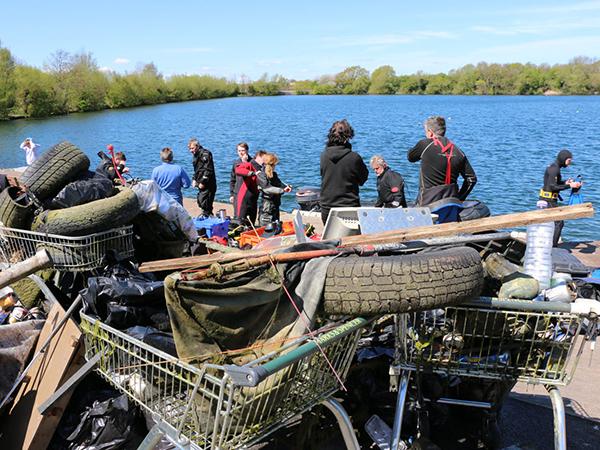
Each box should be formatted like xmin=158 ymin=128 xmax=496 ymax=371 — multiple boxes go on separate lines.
xmin=0 ymin=95 xmax=598 ymax=241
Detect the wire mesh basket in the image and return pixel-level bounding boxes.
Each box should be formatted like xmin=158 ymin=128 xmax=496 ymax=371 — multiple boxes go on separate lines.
xmin=394 ymin=299 xmax=596 ymax=385
xmin=80 ymin=313 xmax=370 ymax=449
xmin=0 ymin=225 xmax=134 ymax=272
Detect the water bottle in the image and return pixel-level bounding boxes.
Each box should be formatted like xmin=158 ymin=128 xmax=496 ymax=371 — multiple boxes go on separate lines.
xmin=523 ymin=222 xmax=555 ymax=291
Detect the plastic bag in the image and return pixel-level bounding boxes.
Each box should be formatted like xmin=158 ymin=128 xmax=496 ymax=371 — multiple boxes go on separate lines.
xmin=65 ymin=394 xmax=144 ymax=449
xmin=131 ymin=180 xmax=198 ymax=241
xmin=50 ymin=177 xmax=115 ymax=209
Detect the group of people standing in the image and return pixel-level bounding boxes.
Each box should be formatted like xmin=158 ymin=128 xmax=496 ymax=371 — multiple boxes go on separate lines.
xmin=150 ymin=139 xmax=291 ymax=227
xmin=319 ymin=116 xmax=477 ymax=224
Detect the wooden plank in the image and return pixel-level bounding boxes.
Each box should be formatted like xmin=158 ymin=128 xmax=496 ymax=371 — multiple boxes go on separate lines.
xmin=0 ymin=302 xmax=83 ymax=450
xmin=139 ymin=203 xmax=594 ymax=273
xmin=341 ymin=202 xmax=594 ymax=246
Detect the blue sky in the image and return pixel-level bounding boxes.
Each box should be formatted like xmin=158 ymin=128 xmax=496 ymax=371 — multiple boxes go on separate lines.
xmin=2 ymin=0 xmax=600 ymax=80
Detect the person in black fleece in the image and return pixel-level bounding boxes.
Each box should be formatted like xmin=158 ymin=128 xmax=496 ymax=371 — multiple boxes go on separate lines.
xmin=539 ymin=149 xmax=581 ymax=246
xmin=370 ymin=155 xmax=407 ymax=208
xmin=408 ymin=116 xmax=477 ymax=207
xmin=189 ymin=138 xmax=216 ymax=217
xmin=320 ymin=119 xmax=369 ymax=225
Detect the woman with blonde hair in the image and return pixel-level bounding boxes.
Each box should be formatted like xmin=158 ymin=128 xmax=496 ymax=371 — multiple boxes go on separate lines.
xmin=257 ymin=152 xmax=292 ymax=226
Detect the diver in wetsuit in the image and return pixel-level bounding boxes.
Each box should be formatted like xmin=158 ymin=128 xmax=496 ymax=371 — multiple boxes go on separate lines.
xmin=234 ymin=150 xmax=266 ymax=225
xmin=370 ymin=155 xmax=407 ymax=208
xmin=539 ymin=149 xmax=581 ymax=246
xmin=407 ymin=116 xmax=477 ymax=208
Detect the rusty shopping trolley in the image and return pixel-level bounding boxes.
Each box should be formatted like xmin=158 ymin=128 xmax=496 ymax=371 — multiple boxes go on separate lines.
xmin=387 ymin=297 xmax=599 ymax=450
xmin=79 ymin=313 xmax=372 ymax=449
xmin=0 ymin=225 xmax=134 ymax=272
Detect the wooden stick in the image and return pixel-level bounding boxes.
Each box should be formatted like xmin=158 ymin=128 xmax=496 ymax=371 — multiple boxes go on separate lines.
xmin=0 ymin=250 xmax=53 ymax=289
xmin=139 ymin=203 xmax=594 ymax=273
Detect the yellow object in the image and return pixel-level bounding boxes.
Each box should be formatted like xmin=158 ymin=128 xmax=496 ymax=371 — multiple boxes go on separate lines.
xmin=0 ymin=295 xmax=16 ymax=310
xmin=539 ymin=189 xmax=558 ymax=200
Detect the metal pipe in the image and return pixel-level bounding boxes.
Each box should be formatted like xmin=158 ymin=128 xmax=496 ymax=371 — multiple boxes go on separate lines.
xmin=424 ymin=397 xmax=492 ymax=409
xmin=321 ymin=398 xmax=360 ymax=450
xmin=464 ymin=297 xmax=573 ymax=313
xmin=546 ymin=385 xmax=567 ymax=450
xmin=391 ymin=371 xmax=410 ymax=450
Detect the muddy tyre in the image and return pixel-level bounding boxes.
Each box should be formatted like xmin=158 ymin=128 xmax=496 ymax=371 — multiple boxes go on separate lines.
xmin=323 ymin=246 xmax=484 ymax=316
xmin=32 ymin=188 xmax=140 ymax=236
xmin=21 ymin=141 xmax=90 ymax=201
xmin=0 ymin=186 xmax=36 ymax=229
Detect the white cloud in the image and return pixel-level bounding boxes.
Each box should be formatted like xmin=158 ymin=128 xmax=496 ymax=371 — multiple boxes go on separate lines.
xmin=471 ymin=16 xmax=600 ymax=36
xmin=99 ymin=66 xmax=111 ymax=73
xmin=114 ymin=58 xmax=129 ymax=64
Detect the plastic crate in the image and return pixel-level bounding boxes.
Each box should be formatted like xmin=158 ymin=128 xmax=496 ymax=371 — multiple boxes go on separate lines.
xmin=239 ymin=221 xmax=295 ymax=247
xmin=194 ymin=217 xmax=230 ymax=238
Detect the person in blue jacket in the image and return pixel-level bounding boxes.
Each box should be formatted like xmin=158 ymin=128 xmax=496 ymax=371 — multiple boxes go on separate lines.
xmin=151 ymin=147 xmax=191 ymax=205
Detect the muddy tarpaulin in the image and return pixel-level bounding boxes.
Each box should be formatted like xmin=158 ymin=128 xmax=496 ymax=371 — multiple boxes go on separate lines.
xmin=164 ymin=242 xmax=336 ymax=363
xmin=0 ymin=320 xmax=44 ymax=407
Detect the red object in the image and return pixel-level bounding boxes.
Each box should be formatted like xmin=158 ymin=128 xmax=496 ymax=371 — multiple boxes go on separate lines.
xmin=432 ymin=136 xmax=455 ymax=185
xmin=107 ymin=144 xmax=114 ymax=152
xmin=239 ymin=221 xmax=295 ymax=247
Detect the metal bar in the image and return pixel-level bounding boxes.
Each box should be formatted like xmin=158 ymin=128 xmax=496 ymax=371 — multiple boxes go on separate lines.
xmin=391 ymin=371 xmax=410 ymax=450
xmin=27 ymin=273 xmax=58 ymax=306
xmin=38 ymin=352 xmax=101 ymax=415
xmin=321 ymin=398 xmax=360 ymax=450
xmin=546 ymin=385 xmax=567 ymax=450
xmin=424 ymin=397 xmax=492 ymax=409
xmin=225 ymin=317 xmax=372 ymax=386
xmin=464 ymin=297 xmax=573 ymax=313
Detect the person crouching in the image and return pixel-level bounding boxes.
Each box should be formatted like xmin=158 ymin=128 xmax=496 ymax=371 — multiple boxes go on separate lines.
xmin=370 ymin=155 xmax=407 ymax=208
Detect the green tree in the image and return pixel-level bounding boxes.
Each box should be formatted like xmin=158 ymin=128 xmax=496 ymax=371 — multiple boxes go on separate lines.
xmin=369 ymin=65 xmax=397 ymax=94
xmin=335 ymin=66 xmax=370 ymax=94
xmin=14 ymin=65 xmax=60 ymax=117
xmin=67 ymin=52 xmax=109 ymax=111
xmin=0 ymin=45 xmax=17 ymax=119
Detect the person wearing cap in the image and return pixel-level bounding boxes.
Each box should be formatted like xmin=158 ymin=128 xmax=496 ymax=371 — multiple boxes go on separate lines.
xmin=20 ymin=138 xmax=40 ymax=165
xmin=539 ymin=149 xmax=581 ymax=246
xmin=370 ymin=155 xmax=407 ymax=208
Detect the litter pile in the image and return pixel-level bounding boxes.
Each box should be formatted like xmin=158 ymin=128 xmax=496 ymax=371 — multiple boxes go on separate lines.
xmin=0 ymin=141 xmax=599 ymax=449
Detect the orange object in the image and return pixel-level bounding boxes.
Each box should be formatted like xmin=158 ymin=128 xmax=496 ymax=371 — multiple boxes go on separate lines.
xmin=239 ymin=221 xmax=295 ymax=248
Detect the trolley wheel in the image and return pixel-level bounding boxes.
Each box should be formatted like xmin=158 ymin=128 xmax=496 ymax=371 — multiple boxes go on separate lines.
xmin=323 ymin=246 xmax=483 ymax=315
xmin=32 ymin=187 xmax=140 ymax=236
xmin=0 ymin=186 xmax=36 ymax=229
xmin=21 ymin=141 xmax=90 ymax=201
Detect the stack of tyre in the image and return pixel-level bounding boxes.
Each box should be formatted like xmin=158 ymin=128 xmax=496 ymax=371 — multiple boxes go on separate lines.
xmin=0 ymin=142 xmax=140 ymax=236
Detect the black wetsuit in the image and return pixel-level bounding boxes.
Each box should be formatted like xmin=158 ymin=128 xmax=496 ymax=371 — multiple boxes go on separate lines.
xmin=192 ymin=146 xmax=217 ymax=216
xmin=408 ymin=136 xmax=477 ymax=206
xmin=320 ymin=144 xmax=369 ymax=224
xmin=375 ymin=167 xmax=407 ymax=208
xmin=257 ymin=171 xmax=286 ymax=225
xmin=540 ymin=150 xmax=573 ymax=246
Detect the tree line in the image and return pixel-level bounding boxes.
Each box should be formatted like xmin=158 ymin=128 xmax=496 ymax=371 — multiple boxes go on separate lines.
xmin=1 ymin=42 xmax=598 ymax=121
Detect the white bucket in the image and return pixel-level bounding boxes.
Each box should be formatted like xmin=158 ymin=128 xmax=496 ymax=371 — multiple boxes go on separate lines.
xmin=544 ymin=282 xmax=576 ymax=303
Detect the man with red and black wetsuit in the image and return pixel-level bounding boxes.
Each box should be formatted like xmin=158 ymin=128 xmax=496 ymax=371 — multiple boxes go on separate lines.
xmin=233 ymin=150 xmax=265 ymax=225
xmin=407 ymin=116 xmax=477 ymax=207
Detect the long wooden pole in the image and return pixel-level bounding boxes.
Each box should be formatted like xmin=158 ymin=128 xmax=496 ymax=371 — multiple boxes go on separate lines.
xmin=138 ymin=203 xmax=594 ymax=273
xmin=0 ymin=250 xmax=53 ymax=289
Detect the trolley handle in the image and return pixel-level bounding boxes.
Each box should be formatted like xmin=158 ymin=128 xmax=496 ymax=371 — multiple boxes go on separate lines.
xmin=224 ymin=317 xmax=372 ymax=387
xmin=465 ymin=296 xmax=600 ymax=317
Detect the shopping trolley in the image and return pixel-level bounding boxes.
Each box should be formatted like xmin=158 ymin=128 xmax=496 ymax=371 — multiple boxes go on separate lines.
xmin=79 ymin=312 xmax=373 ymax=449
xmin=388 ymin=297 xmax=599 ymax=450
xmin=0 ymin=225 xmax=134 ymax=272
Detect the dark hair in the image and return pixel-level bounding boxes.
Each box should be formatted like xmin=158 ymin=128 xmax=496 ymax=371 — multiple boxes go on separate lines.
xmin=255 ymin=149 xmax=267 ymax=157
xmin=424 ymin=116 xmax=446 ymax=137
xmin=327 ymin=119 xmax=354 ymax=146
xmin=160 ymin=147 xmax=173 ymax=162
xmin=115 ymin=151 xmax=126 ymax=161
xmin=237 ymin=142 xmax=249 ymax=151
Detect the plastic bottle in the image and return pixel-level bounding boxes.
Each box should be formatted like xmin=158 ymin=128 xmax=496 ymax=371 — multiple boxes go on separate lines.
xmin=523 ymin=222 xmax=555 ymax=291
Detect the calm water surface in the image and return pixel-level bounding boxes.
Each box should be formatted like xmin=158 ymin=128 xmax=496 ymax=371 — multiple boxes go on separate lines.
xmin=0 ymin=95 xmax=598 ymax=241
